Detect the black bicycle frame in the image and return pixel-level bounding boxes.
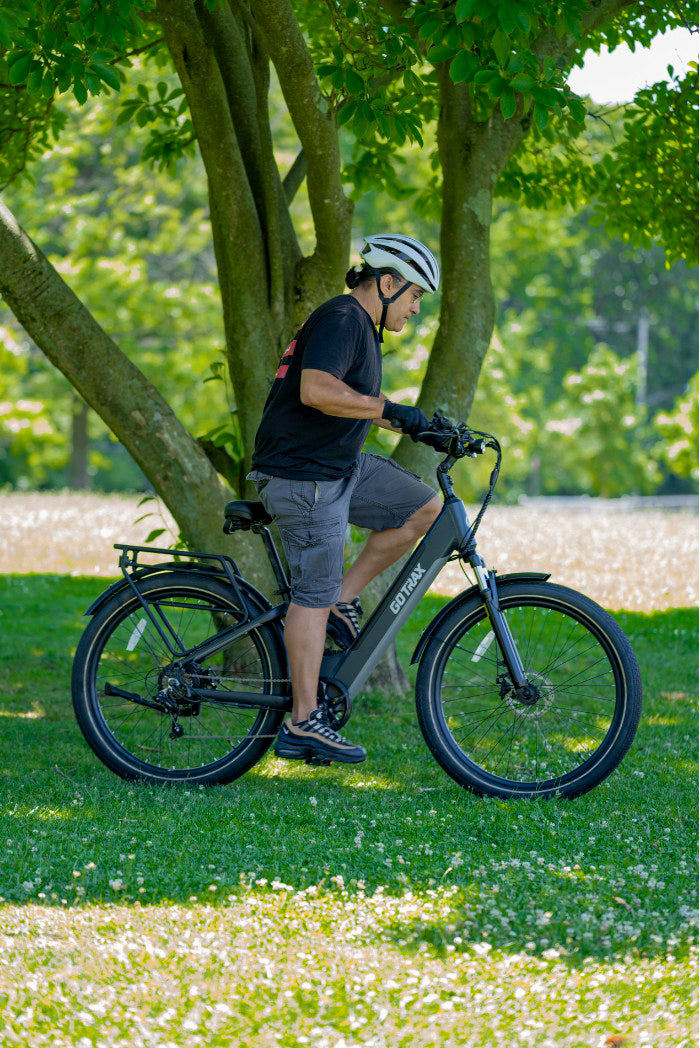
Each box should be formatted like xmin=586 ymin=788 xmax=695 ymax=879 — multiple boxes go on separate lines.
xmin=169 ymin=465 xmax=530 ymax=710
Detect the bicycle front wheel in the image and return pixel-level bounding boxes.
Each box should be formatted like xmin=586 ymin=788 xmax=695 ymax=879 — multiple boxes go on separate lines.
xmin=72 ymin=571 xmax=287 ymax=784
xmin=416 ymin=581 xmax=642 ymax=799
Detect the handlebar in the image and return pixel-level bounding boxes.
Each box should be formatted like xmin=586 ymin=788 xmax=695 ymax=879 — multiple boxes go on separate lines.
xmin=416 ymin=412 xmax=491 ymax=460
xmin=417 ymin=412 xmax=501 ymax=537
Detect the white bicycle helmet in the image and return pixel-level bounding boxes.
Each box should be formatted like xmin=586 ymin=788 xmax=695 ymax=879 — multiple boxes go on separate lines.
xmin=361 ymin=233 xmax=440 ymax=294
xmin=358 ymin=233 xmax=440 ymax=341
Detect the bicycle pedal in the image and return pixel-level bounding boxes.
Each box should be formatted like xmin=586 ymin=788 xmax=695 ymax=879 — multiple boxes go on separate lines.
xmin=305 ymin=756 xmax=334 ymax=766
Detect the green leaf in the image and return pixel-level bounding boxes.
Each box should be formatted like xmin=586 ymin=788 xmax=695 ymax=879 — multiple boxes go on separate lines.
xmin=337 ymin=101 xmax=356 ymax=127
xmin=450 ymin=50 xmax=478 ymax=84
xmin=459 ymin=23 xmax=475 ymax=47
xmin=7 ymin=48 xmax=31 ymax=68
xmin=531 ymin=85 xmax=559 ymax=106
xmin=511 ymin=72 xmax=534 ymax=91
xmin=455 ymin=0 xmax=477 ymax=23
xmin=428 ymin=44 xmax=457 ymax=65
xmin=27 ymin=65 xmax=44 ymax=93
xmin=91 ymin=62 xmax=120 ymax=91
xmin=492 ymin=29 xmax=510 ymax=68
xmin=145 ymin=528 xmax=166 ymax=543
xmin=533 ymin=102 xmax=548 ymax=130
xmin=41 ymin=73 xmax=55 ymax=100
xmin=345 ymin=67 xmax=364 ymax=94
xmin=418 ymin=18 xmax=441 ymax=40
xmin=499 ymin=89 xmax=516 ymax=119
xmin=8 ymin=54 xmax=33 ymax=84
xmin=488 ymin=76 xmax=508 ymax=98
xmin=568 ymin=97 xmax=586 ymax=124
xmin=474 ymin=69 xmax=499 ymax=85
xmin=498 ymin=3 xmax=518 ymax=35
xmin=516 ymin=10 xmax=531 ymax=33
xmin=73 ymin=79 xmax=88 ymax=105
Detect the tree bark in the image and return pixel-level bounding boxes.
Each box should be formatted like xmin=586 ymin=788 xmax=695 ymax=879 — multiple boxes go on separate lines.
xmin=394 ymin=71 xmax=529 ymax=480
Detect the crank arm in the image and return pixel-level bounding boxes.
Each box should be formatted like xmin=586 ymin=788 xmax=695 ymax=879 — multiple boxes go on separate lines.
xmin=104 ymin=681 xmax=166 ymax=713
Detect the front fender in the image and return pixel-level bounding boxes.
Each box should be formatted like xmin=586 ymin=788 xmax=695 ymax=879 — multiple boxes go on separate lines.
xmin=410 ymin=571 xmax=550 ymax=665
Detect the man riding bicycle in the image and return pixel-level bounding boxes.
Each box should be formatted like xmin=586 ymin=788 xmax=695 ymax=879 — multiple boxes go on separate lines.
xmin=248 ymin=233 xmax=442 ymax=766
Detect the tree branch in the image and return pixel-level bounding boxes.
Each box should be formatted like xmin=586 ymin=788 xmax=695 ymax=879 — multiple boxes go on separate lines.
xmin=155 ymin=0 xmax=278 ymax=458
xmin=253 ymin=0 xmax=352 ymax=293
xmin=283 ymin=149 xmax=307 ymax=203
xmin=197 ymin=438 xmax=240 ymax=488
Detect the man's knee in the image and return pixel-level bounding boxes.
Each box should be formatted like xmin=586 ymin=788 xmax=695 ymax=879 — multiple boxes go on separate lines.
xmin=405 ymin=495 xmax=441 ymax=536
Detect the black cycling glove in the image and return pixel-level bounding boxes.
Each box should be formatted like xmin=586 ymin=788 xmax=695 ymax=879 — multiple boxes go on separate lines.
xmin=419 ymin=430 xmax=453 ymax=453
xmin=382 ymin=400 xmax=431 ymax=442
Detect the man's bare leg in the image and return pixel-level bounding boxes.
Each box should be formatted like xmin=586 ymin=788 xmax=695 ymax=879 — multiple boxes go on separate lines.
xmin=284 ymin=603 xmax=330 ymax=723
xmin=338 ymin=495 xmax=442 ymax=607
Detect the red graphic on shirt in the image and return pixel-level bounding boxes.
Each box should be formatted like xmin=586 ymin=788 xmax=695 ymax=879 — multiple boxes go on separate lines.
xmin=275 ymin=337 xmax=296 ymax=379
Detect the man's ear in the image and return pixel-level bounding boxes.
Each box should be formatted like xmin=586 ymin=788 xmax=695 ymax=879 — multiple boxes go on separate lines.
xmin=379 ymin=273 xmax=396 ymax=297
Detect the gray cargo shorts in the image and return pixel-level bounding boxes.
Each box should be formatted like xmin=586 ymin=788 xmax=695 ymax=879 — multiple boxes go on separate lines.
xmin=247 ymin=453 xmax=437 ymax=608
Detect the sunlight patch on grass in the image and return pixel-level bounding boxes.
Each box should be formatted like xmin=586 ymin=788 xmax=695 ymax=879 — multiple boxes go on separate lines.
xmin=0 ymin=706 xmax=44 ymax=720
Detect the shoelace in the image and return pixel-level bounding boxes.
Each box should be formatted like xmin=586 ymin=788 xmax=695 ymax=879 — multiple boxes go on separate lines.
xmin=293 ymin=709 xmax=350 ymax=745
xmin=334 ymin=598 xmax=363 ymax=634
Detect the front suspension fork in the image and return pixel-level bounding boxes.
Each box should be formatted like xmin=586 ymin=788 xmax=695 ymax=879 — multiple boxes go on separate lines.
xmin=472 ymin=564 xmax=529 ymax=689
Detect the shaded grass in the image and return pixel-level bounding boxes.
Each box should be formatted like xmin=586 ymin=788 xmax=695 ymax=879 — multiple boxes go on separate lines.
xmin=0 ymin=575 xmax=697 ymax=1047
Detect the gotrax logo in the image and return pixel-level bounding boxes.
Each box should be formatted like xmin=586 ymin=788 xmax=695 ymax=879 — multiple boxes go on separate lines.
xmin=390 ymin=564 xmax=426 ymax=615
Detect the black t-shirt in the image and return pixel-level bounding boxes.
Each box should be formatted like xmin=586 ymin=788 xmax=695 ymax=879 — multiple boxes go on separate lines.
xmin=251 ymin=295 xmax=381 ymax=479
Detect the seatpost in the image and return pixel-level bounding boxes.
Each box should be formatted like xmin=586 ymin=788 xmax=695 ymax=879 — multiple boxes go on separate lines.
xmin=254 ymin=525 xmax=291 ymax=600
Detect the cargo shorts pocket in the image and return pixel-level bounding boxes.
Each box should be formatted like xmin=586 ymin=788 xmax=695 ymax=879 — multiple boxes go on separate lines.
xmin=289 ymin=479 xmax=319 ymax=513
xmin=278 ymin=518 xmax=345 ymax=608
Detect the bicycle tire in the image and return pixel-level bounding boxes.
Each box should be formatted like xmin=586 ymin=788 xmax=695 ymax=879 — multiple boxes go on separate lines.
xmin=72 ymin=571 xmax=287 ymax=784
xmin=415 ymin=581 xmax=642 ymax=799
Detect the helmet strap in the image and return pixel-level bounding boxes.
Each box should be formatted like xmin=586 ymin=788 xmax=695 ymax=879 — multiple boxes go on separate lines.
xmin=374 ymin=273 xmax=411 ymax=343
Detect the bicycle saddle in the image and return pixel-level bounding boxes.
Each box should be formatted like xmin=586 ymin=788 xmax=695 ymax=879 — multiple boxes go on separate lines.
xmin=223 ymin=500 xmax=273 ymax=533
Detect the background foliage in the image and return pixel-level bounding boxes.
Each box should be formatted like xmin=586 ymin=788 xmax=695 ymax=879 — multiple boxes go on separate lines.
xmin=0 ymin=2 xmax=697 ymax=499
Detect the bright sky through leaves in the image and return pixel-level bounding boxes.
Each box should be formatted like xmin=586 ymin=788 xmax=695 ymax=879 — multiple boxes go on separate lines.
xmin=568 ymin=28 xmax=698 ymax=103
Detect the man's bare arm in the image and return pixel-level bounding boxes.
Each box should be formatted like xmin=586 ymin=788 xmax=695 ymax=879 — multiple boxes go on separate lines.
xmin=300 ymin=369 xmax=388 ymax=420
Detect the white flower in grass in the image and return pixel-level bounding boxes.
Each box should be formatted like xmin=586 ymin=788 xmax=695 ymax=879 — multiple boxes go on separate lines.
xmin=21 ymin=881 xmax=33 ymax=893
xmin=108 ymin=879 xmax=124 ymax=891
xmin=309 ymin=796 xmax=318 ymax=807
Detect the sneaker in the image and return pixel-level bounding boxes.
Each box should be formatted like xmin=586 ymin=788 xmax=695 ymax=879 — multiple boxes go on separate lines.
xmin=274 ymin=707 xmax=366 ymax=764
xmin=326 ymin=598 xmax=364 ymax=650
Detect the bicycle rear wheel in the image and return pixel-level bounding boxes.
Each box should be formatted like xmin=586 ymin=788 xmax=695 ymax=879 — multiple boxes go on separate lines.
xmin=72 ymin=571 xmax=287 ymax=784
xmin=416 ymin=581 xmax=642 ymax=799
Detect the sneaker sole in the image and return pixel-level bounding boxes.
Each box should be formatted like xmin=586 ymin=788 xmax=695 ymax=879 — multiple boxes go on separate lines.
xmin=274 ymin=743 xmax=366 ymax=765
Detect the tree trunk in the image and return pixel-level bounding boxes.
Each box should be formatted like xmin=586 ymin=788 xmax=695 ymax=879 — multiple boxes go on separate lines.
xmin=395 ymin=72 xmax=529 ymax=482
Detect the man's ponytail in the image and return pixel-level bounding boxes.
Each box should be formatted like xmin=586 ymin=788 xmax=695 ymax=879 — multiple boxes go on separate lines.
xmin=345 ymin=263 xmax=373 ymax=289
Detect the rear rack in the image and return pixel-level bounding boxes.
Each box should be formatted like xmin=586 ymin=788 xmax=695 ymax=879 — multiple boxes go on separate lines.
xmin=114 ymin=543 xmax=252 ymax=656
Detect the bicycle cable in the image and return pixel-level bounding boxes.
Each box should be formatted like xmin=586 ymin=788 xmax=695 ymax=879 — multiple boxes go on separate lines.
xmin=462 ymin=427 xmax=501 ymax=539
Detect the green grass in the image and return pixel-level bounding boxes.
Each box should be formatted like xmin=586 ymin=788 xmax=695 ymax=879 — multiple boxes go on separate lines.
xmin=0 ymin=574 xmax=697 ymax=1047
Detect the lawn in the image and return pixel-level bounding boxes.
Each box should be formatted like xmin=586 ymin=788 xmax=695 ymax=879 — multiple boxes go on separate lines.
xmin=0 ymin=574 xmax=697 ymax=1047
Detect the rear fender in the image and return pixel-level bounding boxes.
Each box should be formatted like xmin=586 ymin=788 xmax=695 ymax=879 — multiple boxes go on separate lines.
xmin=410 ymin=571 xmax=551 ymax=665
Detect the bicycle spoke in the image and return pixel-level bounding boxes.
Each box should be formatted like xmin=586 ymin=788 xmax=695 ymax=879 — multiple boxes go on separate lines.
xmin=429 ymin=593 xmax=629 ymax=792
xmin=89 ymin=584 xmax=280 ymax=775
